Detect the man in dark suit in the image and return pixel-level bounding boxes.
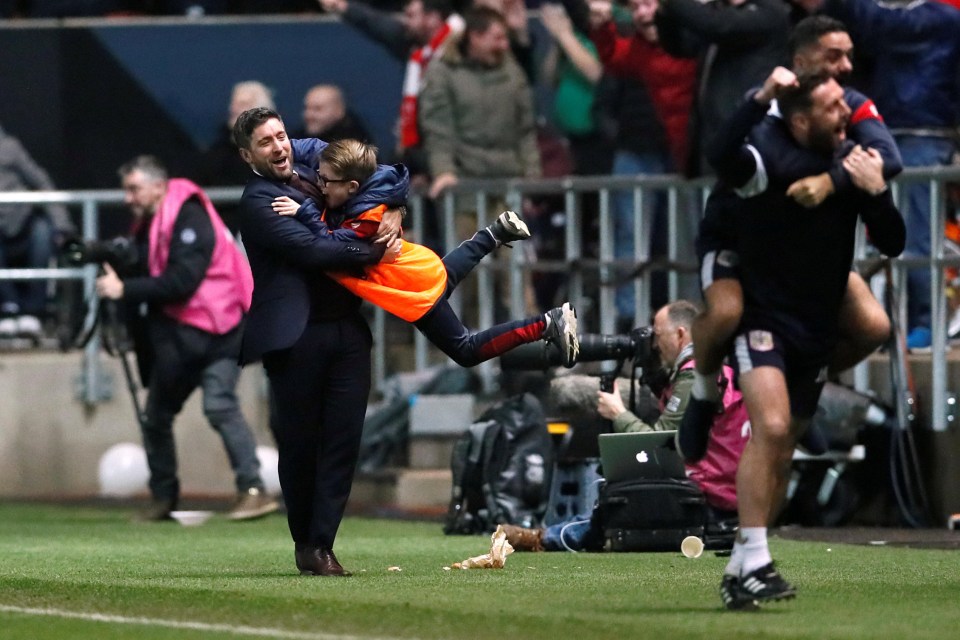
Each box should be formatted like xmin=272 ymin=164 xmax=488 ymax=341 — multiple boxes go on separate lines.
xmin=232 ymin=107 xmax=403 ymax=576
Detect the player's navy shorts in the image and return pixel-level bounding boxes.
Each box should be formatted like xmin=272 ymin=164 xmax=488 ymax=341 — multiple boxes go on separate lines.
xmin=699 ymin=248 xmax=740 ymax=292
xmin=729 ymin=328 xmax=828 ymax=419
xmin=696 ymin=188 xmax=740 ymax=292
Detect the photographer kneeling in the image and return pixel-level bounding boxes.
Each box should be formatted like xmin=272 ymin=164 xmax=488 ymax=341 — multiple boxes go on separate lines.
xmin=95 ymin=155 xmax=278 ymax=522
xmin=504 ymin=300 xmax=750 ymax=551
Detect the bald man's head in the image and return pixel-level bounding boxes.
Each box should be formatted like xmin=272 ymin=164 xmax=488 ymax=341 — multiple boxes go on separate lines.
xmin=302 ymin=85 xmax=347 ymax=137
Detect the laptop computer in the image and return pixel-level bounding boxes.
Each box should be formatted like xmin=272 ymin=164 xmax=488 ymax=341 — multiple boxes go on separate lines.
xmin=598 ymin=431 xmax=688 ymax=483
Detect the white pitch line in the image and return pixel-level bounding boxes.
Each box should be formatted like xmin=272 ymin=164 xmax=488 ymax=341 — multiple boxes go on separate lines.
xmin=0 ymin=604 xmax=406 ymax=640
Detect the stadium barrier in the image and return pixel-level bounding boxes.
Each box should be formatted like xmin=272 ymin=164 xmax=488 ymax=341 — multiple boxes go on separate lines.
xmin=2 ymin=166 xmax=960 ymax=431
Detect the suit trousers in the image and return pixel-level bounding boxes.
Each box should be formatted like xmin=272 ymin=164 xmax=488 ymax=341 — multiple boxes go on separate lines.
xmin=262 ymin=312 xmax=372 ymax=549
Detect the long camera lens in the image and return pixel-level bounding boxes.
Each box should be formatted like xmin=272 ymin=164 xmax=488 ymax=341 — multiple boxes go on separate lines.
xmin=61 ymin=237 xmax=138 ymax=269
xmin=577 ymin=334 xmax=637 ymax=362
xmin=499 ymin=330 xmax=654 ymax=370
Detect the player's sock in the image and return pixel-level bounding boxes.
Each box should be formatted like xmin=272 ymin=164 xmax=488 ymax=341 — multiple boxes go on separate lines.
xmin=692 ymin=369 xmax=721 ymax=402
xmin=724 ymin=540 xmax=744 ymax=577
xmin=739 ymin=527 xmax=772 ymax=576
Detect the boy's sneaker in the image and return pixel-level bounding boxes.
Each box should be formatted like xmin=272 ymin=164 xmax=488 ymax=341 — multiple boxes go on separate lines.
xmin=543 ymin=302 xmax=579 ymax=368
xmin=489 ymin=210 xmax=531 ymax=247
xmin=677 ymin=397 xmax=717 ymax=463
xmin=739 ymin=563 xmax=797 ymax=602
xmin=720 ymin=574 xmax=759 ymax=611
xmin=906 ymin=326 xmax=932 ymax=353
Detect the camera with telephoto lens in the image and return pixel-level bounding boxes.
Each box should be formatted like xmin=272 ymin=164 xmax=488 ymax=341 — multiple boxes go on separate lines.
xmin=499 ymin=326 xmax=657 ymax=372
xmin=61 ymin=237 xmax=138 ymax=270
xmin=501 ymin=326 xmax=664 ymax=458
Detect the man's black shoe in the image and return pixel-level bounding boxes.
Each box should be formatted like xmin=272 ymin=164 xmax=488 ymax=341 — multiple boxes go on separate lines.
xmin=720 ymin=574 xmax=759 ymax=611
xmin=677 ymin=396 xmax=717 ymax=462
xmin=739 ymin=563 xmax=797 ymax=602
xmin=295 ymin=545 xmax=352 ymax=577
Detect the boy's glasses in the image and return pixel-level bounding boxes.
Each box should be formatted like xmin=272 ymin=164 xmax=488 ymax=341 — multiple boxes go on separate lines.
xmin=316 ymin=172 xmax=349 ymax=187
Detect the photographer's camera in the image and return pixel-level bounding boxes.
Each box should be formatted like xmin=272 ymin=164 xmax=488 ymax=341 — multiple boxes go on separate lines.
xmin=61 ymin=237 xmax=138 ymax=270
xmin=500 ymin=326 xmax=657 ymax=371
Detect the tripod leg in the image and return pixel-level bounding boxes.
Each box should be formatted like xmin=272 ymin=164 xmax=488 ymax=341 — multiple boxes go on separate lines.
xmin=117 ymin=348 xmax=147 ymax=430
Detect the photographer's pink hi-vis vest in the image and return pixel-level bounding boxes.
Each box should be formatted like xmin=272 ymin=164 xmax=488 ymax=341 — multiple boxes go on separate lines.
xmin=148 ymin=178 xmax=253 ymax=334
xmin=677 ymin=360 xmax=750 ymax=513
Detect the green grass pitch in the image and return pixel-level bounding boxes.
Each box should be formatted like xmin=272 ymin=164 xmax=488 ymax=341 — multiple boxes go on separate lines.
xmin=1 ymin=503 xmax=957 ymax=639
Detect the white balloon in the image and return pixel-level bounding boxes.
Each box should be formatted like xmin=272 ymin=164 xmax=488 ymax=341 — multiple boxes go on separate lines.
xmin=98 ymin=442 xmax=150 ymax=498
xmin=256 ymin=445 xmax=281 ymax=496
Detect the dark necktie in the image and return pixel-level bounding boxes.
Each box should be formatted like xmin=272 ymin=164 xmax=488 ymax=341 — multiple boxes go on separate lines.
xmin=288 ymin=171 xmax=325 ymax=204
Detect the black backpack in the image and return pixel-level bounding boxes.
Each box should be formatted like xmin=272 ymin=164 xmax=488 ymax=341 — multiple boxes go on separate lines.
xmin=443 ymin=393 xmax=554 ymax=534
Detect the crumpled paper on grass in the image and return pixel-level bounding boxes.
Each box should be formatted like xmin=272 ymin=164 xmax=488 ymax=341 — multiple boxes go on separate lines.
xmin=450 ymin=524 xmax=515 ymax=569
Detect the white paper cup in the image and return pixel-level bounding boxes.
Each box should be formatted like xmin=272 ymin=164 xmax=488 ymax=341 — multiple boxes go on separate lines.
xmin=170 ymin=510 xmax=213 ymax=526
xmin=681 ymin=535 xmax=704 ymax=558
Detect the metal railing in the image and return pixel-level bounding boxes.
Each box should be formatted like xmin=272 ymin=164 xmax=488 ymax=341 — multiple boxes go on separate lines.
xmin=3 ymin=168 xmax=960 ymax=429
xmin=886 ymin=166 xmax=960 ymax=433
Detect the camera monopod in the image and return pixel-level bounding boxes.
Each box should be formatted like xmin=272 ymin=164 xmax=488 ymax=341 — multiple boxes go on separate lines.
xmin=74 ymin=297 xmax=148 ymax=431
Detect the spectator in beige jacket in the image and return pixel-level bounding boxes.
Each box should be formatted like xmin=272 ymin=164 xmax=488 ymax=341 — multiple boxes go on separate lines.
xmin=419 ymin=6 xmax=541 ymax=201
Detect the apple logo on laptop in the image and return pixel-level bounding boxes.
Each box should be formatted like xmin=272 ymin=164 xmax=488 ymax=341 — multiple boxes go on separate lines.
xmin=636 ymin=451 xmax=649 ymax=463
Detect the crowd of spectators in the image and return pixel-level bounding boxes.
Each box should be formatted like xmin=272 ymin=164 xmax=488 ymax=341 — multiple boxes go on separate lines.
xmin=1 ymin=0 xmax=958 ymax=344
xmin=0 ymin=124 xmax=75 ymax=340
xmin=0 ymin=1 xmax=388 ymax=18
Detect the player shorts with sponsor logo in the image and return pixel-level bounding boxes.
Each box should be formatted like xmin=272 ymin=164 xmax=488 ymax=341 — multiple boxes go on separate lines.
xmin=729 ymin=328 xmax=829 ymax=419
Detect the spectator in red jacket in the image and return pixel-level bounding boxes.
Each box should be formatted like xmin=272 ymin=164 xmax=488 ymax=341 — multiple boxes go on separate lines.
xmin=590 ymin=0 xmax=696 ymax=171
xmin=589 ymin=0 xmax=699 ymax=325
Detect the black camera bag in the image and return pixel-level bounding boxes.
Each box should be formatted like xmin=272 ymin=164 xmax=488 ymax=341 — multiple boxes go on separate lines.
xmin=597 ymin=478 xmax=711 ymax=552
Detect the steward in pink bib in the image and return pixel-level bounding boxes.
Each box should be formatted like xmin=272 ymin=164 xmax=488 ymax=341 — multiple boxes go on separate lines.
xmin=149 ymin=178 xmax=253 ymax=334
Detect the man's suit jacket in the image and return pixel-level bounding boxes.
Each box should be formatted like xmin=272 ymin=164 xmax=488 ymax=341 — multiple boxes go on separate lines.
xmin=236 ymin=159 xmax=379 ymax=364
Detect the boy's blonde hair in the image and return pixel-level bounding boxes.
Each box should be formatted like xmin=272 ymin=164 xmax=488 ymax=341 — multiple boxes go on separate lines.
xmin=320 ymin=139 xmax=378 ymax=185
